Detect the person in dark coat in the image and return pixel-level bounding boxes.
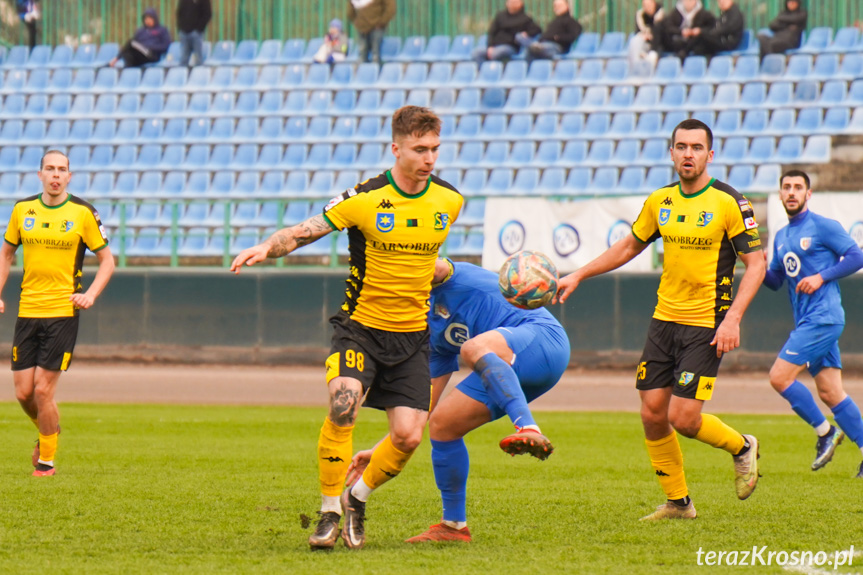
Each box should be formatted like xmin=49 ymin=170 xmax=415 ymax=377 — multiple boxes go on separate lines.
xmin=16 ymin=0 xmax=40 ymax=51
xmin=653 ymin=0 xmax=716 ymax=59
xmin=526 ymin=0 xmax=582 ymax=61
xmin=348 ymin=0 xmax=396 ymax=64
xmin=176 ymin=0 xmax=212 ymax=67
xmin=758 ymin=0 xmax=807 ymax=59
xmin=108 ymin=8 xmax=173 ymax=68
xmin=686 ymin=0 xmax=745 ymax=58
xmin=472 ymin=0 xmax=542 ymax=63
xmin=628 ymin=0 xmax=665 ymax=66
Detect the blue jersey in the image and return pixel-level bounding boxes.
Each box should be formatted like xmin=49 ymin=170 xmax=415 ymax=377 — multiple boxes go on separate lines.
xmin=428 ymin=261 xmax=562 ymax=378
xmin=770 ymin=210 xmax=857 ymax=326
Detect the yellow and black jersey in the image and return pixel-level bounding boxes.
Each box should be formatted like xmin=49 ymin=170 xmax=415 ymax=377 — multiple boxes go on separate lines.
xmin=4 ymin=194 xmax=108 ymax=318
xmin=322 ymin=170 xmax=463 ymax=332
xmin=631 ymin=178 xmax=762 ymax=328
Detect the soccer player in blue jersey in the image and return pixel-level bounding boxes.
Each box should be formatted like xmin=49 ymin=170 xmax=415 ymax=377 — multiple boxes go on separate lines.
xmin=764 ymin=170 xmax=863 ymax=477
xmin=347 ymin=258 xmax=571 ymax=542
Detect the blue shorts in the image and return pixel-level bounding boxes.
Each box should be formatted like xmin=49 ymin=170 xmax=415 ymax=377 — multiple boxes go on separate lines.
xmin=779 ymin=323 xmax=843 ymax=377
xmin=455 ymin=322 xmax=570 ymax=421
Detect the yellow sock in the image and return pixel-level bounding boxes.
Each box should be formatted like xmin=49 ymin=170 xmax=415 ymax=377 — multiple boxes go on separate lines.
xmin=30 ymin=417 xmax=39 ymax=428
xmin=694 ymin=413 xmax=745 ymax=455
xmin=318 ymin=417 xmax=353 ymax=497
xmin=361 ymin=434 xmax=413 ymax=490
xmin=38 ymin=432 xmax=58 ymax=464
xmin=645 ymin=432 xmax=688 ymax=500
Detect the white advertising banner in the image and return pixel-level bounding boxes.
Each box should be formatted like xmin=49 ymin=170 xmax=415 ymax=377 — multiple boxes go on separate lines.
xmin=766 ymin=192 xmax=863 ymax=267
xmin=481 ymin=197 xmax=656 ymax=273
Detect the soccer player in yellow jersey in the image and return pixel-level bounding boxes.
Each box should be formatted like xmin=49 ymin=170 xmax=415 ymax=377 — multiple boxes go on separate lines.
xmin=556 ymin=120 xmax=766 ymax=519
xmin=0 ymin=150 xmax=114 ymax=477
xmin=230 ymin=106 xmax=463 ymax=550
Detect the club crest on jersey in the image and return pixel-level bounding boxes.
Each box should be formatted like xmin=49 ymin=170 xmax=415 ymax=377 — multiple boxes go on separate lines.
xmin=658 ymin=208 xmax=671 ymax=226
xmin=800 ymin=237 xmax=812 ymax=250
xmin=678 ymin=372 xmax=695 ymax=386
xmin=434 ymin=212 xmax=450 ymax=231
xmin=23 ymin=217 xmax=35 ymax=231
xmin=433 ymin=303 xmax=450 ymax=319
xmin=376 ymin=212 xmax=395 ymax=233
xmin=696 ymin=211 xmax=714 ymax=227
xmin=444 ymin=323 xmax=470 ymax=346
xmin=62 ymin=220 xmax=73 ymax=232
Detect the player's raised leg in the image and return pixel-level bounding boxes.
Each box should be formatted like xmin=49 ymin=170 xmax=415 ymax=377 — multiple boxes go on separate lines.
xmin=309 ymin=375 xmax=363 ymax=551
xmin=406 ymin=388 xmax=490 ymax=543
xmin=639 ymin=387 xmax=696 ymax=520
xmin=460 ymin=331 xmax=553 ymax=459
xmin=815 ymin=367 xmax=863 ymax=476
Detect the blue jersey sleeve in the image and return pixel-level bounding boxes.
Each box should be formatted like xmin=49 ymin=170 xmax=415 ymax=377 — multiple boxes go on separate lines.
xmin=430 ymin=350 xmax=459 ymax=379
xmin=764 ymin=236 xmax=785 ymax=290
xmin=820 ymin=218 xmax=858 ymax=258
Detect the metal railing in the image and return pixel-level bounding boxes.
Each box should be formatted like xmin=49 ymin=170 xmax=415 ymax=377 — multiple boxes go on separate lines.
xmin=3 ymin=0 xmax=858 ymax=47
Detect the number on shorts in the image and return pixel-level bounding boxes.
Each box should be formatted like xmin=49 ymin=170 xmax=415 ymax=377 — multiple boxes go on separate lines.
xmin=636 ymin=362 xmax=647 ymax=381
xmin=345 ymin=349 xmax=365 ymax=372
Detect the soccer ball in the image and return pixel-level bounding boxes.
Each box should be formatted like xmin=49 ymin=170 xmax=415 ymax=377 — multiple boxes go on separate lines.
xmin=498 ymin=250 xmax=559 ymax=310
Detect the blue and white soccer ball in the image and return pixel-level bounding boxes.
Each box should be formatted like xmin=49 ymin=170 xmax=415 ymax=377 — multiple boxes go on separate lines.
xmin=498 ymin=250 xmax=560 ymax=310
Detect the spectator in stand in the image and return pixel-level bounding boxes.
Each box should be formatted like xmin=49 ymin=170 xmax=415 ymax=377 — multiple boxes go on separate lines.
xmin=108 ymin=8 xmax=172 ymax=68
xmin=758 ymin=0 xmax=807 ymax=59
xmin=684 ymin=0 xmax=745 ymax=58
xmin=653 ymin=0 xmax=715 ymax=60
xmin=525 ymin=0 xmax=582 ymax=61
xmin=472 ymin=0 xmax=542 ymax=63
xmin=628 ymin=0 xmax=665 ymax=67
xmin=16 ymin=0 xmax=40 ymax=51
xmin=176 ymin=0 xmax=212 ymax=67
xmin=314 ymin=18 xmax=349 ymax=64
xmin=348 ymin=0 xmax=396 ymax=65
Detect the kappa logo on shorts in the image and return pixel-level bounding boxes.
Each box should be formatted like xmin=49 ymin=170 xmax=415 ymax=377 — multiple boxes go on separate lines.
xmin=678 ymin=372 xmax=695 ymax=386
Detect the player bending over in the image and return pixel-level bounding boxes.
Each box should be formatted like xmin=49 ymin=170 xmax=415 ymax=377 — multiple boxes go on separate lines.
xmin=348 ymin=258 xmax=570 ymax=542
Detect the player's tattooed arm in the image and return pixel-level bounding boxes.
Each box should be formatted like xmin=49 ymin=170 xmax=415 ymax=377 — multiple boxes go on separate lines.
xmin=265 ymin=215 xmax=333 ymax=257
xmin=330 ymin=382 xmax=361 ymax=426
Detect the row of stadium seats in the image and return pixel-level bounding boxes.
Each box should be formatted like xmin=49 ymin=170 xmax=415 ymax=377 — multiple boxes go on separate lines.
xmin=0 ymin=106 xmax=856 ymax=148
xmin=1 ymin=26 xmax=860 ymax=71
xmin=0 ymin=163 xmax=784 ymax=200
xmin=0 ymin=133 xmax=828 ymax=177
xmin=2 ymin=79 xmax=858 ymax=121
xmin=4 ymin=54 xmax=861 ymax=97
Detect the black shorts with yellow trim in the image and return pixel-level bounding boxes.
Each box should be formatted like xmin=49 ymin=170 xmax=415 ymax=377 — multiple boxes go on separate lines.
xmin=12 ymin=316 xmax=80 ymax=372
xmin=635 ymin=318 xmax=721 ymax=401
xmin=326 ymin=310 xmax=431 ymax=411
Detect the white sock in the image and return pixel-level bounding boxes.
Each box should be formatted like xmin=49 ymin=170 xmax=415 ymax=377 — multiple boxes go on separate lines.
xmin=815 ymin=421 xmax=831 ymax=437
xmin=442 ymin=519 xmax=467 ymax=530
xmin=321 ymin=495 xmax=341 ymax=514
xmin=350 ymin=477 xmax=373 ymax=503
xmin=521 ymin=424 xmax=541 ymax=433
xmin=859 ymin=446 xmax=863 ymax=458
xmin=37 ymin=459 xmax=54 ymax=467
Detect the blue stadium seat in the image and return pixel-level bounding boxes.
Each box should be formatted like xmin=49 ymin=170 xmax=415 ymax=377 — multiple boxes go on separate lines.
xmin=259 ymin=170 xmax=289 ymax=197
xmin=231 ymin=172 xmax=260 ymax=197
xmin=446 ymin=35 xmax=475 ymax=61
xmin=638 ymin=138 xmax=668 ymax=166
xmin=134 ymin=171 xmax=163 ymax=197
xmin=48 ymin=68 xmax=73 ymax=92
xmin=0 ymin=173 xmax=19 ymax=197
xmin=24 ymin=94 xmax=48 ymax=116
xmin=633 ymin=111 xmax=662 ymax=139
xmin=793 ymin=81 xmax=819 ymax=106
xmin=209 ymin=173 xmax=236 ymax=198
xmin=594 ymin=32 xmax=627 ymax=58
xmin=70 ymin=44 xmax=97 ymax=68
xmin=714 ymin=110 xmax=742 ymax=136
xmin=233 ymin=66 xmax=258 ymax=90
xmin=254 ymin=39 xmax=282 ymax=64
xmin=71 ymin=68 xmax=95 ymax=91
xmin=825 ymin=27 xmax=859 ymax=53
xmin=727 ymin=165 xmax=754 ymax=191
xmin=559 ymin=112 xmax=585 ymax=138
xmin=279 ymin=39 xmax=305 ymax=64
xmin=740 ymin=82 xmax=767 ymax=107
xmin=380 ymin=36 xmax=402 ymax=60
xmin=531 ymin=141 xmax=560 ymax=167
xmin=525 ymin=59 xmax=552 ymax=86
xmin=798 ymin=135 xmax=830 ymax=163
xmin=24 ymin=45 xmax=51 ymax=69
xmin=25 ymin=69 xmax=49 ymax=92
xmin=230 ymin=40 xmax=259 ymax=65
xmin=208 ymin=41 xmax=236 ymax=66
xmin=678 ymin=56 xmax=707 ymax=83
xmin=563 ymin=167 xmax=592 ymax=195
xmin=480 ymin=113 xmax=506 ymax=139
xmin=810 ymin=54 xmax=839 ymax=80
xmin=704 ymin=55 xmax=733 ymax=83
xmin=608 ymin=112 xmax=636 ymax=136
xmin=112 ymin=171 xmax=138 ymax=198
xmin=482 ymin=168 xmax=513 ymax=195
xmin=583 ymin=112 xmax=611 ymax=137
xmin=771 ymin=135 xmax=803 ymax=163
xmin=616 ymin=167 xmax=645 ymax=194
xmin=659 ymin=84 xmax=686 ymax=110
xmin=395 ymin=36 xmax=425 ymax=62
xmin=760 ymin=53 xmax=785 ymax=79
xmin=1 ymin=94 xmax=25 ymax=116
xmin=585 ymin=140 xmax=614 ymax=166
xmin=719 ymin=136 xmax=748 ymax=164
xmin=235 ymin=117 xmax=258 ymax=140
xmin=631 ymin=85 xmax=660 ymax=111
xmin=0 ymin=146 xmax=21 ymax=172
xmin=1 ymin=70 xmax=27 ymax=94
xmin=749 ymin=164 xmax=781 ymax=193
xmin=476 ymin=60 xmax=504 ymax=87
xmin=419 ymin=35 xmax=450 ymax=62
xmin=501 ymin=60 xmax=527 ymax=87
xmin=785 ymin=54 xmax=813 ymax=80
xmin=652 ymin=57 xmax=681 ymax=83
xmin=556 ymin=86 xmax=582 ymax=110
xmin=660 ymin=110 xmax=687 ymax=133
xmin=118 ymin=92 xmax=141 ymax=116
xmin=458 ymin=168 xmax=486 ymax=196
xmin=532 ymin=113 xmax=558 ymax=139
xmin=685 ymin=83 xmax=713 ymax=109
xmin=748 ymin=136 xmax=775 ymax=163
xmin=159 ymin=143 xmax=186 ymax=171
xmin=645 ymin=166 xmax=673 ymax=190
xmin=508 ymin=141 xmax=535 ymax=168
xmin=794 ymin=108 xmax=822 ymax=135
xmin=93 ymin=43 xmax=119 ymax=67
xmin=406 ymin=88 xmax=430 ymax=108
xmin=117 ymin=67 xmax=142 ymax=91
xmin=560 ymin=140 xmax=588 ymax=165
xmin=93 ymin=67 xmax=117 ymax=92
xmin=607 ymin=85 xmax=634 ymax=110
xmin=550 ymin=60 xmax=577 ymax=85
xmin=569 ymin=32 xmax=599 ymax=58
xmin=574 ymin=59 xmax=603 ymax=85
xmin=454 ymin=141 xmax=482 ymax=168
xmin=425 ymin=62 xmax=451 ymax=88
xmin=85 ymin=172 xmax=112 ymax=198
xmin=330 ymin=63 xmax=355 ymax=87
xmin=1 ymin=46 xmax=29 ymax=69
xmin=611 ymin=139 xmax=640 ymax=165
xmin=142 ymin=93 xmax=165 ymax=116
xmin=509 ymin=168 xmax=539 ymax=195
xmin=278 ymin=143 xmax=304 ymax=170
xmin=712 ymin=83 xmax=740 ymax=109
xmin=822 ymin=107 xmax=850 ymax=133
xmin=729 ymin=55 xmax=759 ymax=83
xmin=795 ymin=27 xmax=832 ymax=54
xmin=210 ymin=66 xmax=237 ymax=91
xmin=184 ymin=144 xmax=211 ymax=170
xmin=431 ymin=88 xmax=456 ymax=111
xmin=90 ymin=94 xmax=116 ymax=118
xmin=88 ymin=145 xmax=113 ymax=171
xmin=69 ymin=118 xmax=95 ymax=141
xmin=22 ymin=119 xmax=46 ymax=142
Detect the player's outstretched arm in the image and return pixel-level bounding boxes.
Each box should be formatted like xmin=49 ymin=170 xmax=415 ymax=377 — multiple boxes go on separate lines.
xmin=70 ymin=246 xmax=115 ymax=310
xmin=711 ymin=249 xmax=766 ymax=357
xmin=0 ymin=242 xmax=16 ymax=314
xmin=555 ymin=234 xmax=648 ymax=304
xmin=229 ymin=214 xmax=333 ymax=273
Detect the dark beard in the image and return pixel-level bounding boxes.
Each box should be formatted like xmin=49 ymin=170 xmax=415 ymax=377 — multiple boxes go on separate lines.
xmin=784 ymin=200 xmax=806 ymax=217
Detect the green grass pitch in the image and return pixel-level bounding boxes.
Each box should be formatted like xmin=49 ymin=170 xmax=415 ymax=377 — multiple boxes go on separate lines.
xmin=1 ymin=403 xmax=862 ymax=574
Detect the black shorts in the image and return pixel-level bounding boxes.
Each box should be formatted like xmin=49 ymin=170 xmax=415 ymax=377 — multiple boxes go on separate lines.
xmin=326 ymin=311 xmax=431 ymax=411
xmin=635 ymin=318 xmax=721 ymax=401
xmin=12 ymin=317 xmax=80 ymax=372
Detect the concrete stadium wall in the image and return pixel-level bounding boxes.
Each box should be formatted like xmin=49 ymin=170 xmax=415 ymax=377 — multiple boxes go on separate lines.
xmin=1 ymin=269 xmax=861 ymax=369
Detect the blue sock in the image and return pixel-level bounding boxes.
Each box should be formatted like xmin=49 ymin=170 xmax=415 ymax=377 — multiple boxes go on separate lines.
xmin=832 ymin=397 xmax=863 ymax=447
xmin=431 ymin=438 xmax=469 ymax=523
xmin=780 ymin=381 xmax=828 ymax=429
xmin=475 ymin=353 xmax=536 ymax=428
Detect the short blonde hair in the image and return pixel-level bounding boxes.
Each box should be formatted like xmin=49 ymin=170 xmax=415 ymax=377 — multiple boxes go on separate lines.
xmin=391 ymin=106 xmax=441 ymax=141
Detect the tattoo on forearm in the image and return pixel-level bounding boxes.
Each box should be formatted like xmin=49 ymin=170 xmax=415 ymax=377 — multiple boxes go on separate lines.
xmin=309 ymin=215 xmax=331 ymax=232
xmin=330 ymin=383 xmax=359 ymax=426
xmin=266 ymin=231 xmax=292 ymax=258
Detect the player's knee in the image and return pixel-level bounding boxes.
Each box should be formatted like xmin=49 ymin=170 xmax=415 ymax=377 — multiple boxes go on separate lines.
xmin=667 ymin=409 xmax=700 ymax=438
xmin=640 ymin=403 xmax=668 ymax=429
xmin=768 ymin=367 xmax=793 ymax=393
xmin=14 ymin=387 xmax=32 ymax=403
xmin=390 ymin=427 xmax=423 ymax=453
xmin=459 ymin=338 xmax=487 ymax=367
xmin=33 ymin=383 xmax=54 ymax=405
xmin=817 ymin=387 xmax=845 ymax=408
